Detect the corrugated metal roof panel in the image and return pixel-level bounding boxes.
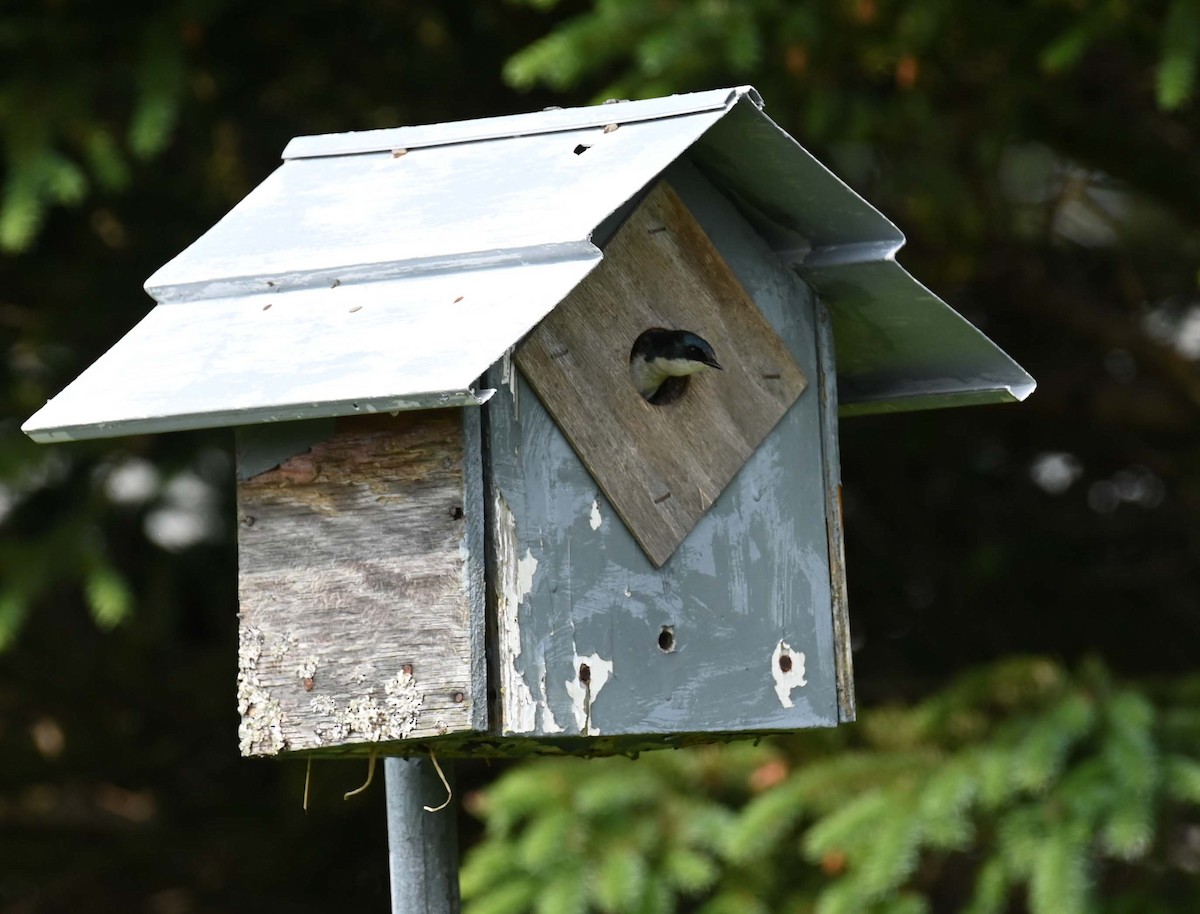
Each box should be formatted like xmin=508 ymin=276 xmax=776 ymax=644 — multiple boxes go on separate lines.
xmin=145 ymin=108 xmax=728 ymax=302
xmin=685 ymin=98 xmax=1035 ymax=414
xmin=23 ymin=85 xmax=1034 ymax=442
xmin=803 ymin=259 xmax=1037 ymax=414
xmin=692 ymin=96 xmax=906 ymax=251
xmin=23 ymin=254 xmax=599 ymax=442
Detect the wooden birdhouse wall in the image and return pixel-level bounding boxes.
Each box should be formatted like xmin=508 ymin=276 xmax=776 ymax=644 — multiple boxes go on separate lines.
xmin=230 ymin=157 xmax=853 ymax=759
xmin=234 ymin=411 xmax=488 ymax=757
xmin=485 ymin=159 xmax=852 ymax=746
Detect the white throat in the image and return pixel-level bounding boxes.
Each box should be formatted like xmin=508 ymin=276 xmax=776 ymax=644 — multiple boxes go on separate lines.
xmin=630 ymin=354 xmax=712 ymax=398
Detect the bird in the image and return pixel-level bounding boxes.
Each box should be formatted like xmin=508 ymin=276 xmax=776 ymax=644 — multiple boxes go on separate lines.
xmin=628 ymin=328 xmax=723 ymax=405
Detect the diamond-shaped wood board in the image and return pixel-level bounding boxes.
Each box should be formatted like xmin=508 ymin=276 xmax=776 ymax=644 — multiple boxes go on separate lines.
xmin=516 ymin=181 xmax=808 ymax=566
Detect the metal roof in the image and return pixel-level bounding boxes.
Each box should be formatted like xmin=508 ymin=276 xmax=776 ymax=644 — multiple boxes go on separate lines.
xmin=23 ymin=86 xmax=1033 ymax=443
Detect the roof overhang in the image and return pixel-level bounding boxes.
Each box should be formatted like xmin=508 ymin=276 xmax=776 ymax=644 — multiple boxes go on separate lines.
xmin=23 ymin=86 xmax=1032 ymax=443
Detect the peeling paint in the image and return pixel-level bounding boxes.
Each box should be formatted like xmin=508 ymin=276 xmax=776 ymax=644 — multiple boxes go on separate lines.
xmin=237 ymin=626 xmax=286 ymax=756
xmin=308 ymin=669 xmax=424 ymax=744
xmin=538 ymin=670 xmax=564 ymax=733
xmin=517 ymin=549 xmax=538 ymax=599
xmin=494 ymin=491 xmax=539 ymax=732
xmin=771 ymin=639 xmax=808 ymax=708
xmin=565 ymin=651 xmax=613 ymax=735
xmin=589 ymin=499 xmax=602 ymax=530
xmin=500 ymin=348 xmax=520 ymax=420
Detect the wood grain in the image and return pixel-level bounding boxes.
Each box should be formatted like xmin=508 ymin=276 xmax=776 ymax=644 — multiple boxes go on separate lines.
xmin=235 ymin=411 xmax=483 ymax=756
xmin=816 ymin=303 xmax=856 ymax=723
xmin=516 ymin=181 xmax=808 ymax=566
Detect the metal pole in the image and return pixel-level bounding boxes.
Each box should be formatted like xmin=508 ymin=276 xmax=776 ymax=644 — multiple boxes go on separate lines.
xmin=385 ymin=756 xmax=460 ymax=914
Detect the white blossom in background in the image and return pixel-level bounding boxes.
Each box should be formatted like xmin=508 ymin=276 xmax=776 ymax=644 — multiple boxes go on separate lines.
xmin=1029 ymin=452 xmax=1083 ymax=495
xmin=145 ymin=470 xmax=223 ymax=551
xmin=102 ymin=456 xmax=160 ymax=504
xmin=1143 ymin=301 xmax=1200 ymax=360
xmin=1088 ymin=466 xmax=1165 ymax=514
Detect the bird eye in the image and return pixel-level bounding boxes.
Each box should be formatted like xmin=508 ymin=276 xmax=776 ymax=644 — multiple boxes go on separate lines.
xmin=687 ymin=347 xmax=704 ymax=360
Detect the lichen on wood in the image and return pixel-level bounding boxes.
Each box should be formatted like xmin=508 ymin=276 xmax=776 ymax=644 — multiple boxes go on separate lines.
xmin=235 ymin=412 xmax=481 ymax=756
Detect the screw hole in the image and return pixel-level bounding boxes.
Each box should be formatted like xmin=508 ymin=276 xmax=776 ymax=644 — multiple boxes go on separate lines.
xmin=658 ymin=626 xmax=675 ymax=653
xmin=778 ymin=654 xmax=793 ymax=673
xmin=449 ymin=506 xmax=464 ymax=520
xmin=578 ymin=663 xmax=591 ymax=684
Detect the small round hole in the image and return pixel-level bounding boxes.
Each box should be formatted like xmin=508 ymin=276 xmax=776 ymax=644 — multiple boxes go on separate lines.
xmin=778 ymin=654 xmax=793 ymax=673
xmin=657 ymin=626 xmax=675 ymax=653
xmin=579 ymin=663 xmax=591 ymax=684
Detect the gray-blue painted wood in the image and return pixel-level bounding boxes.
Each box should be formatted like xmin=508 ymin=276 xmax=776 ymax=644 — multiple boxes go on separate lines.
xmin=385 ymin=758 xmax=459 ymax=914
xmin=485 ymin=158 xmax=841 ymax=739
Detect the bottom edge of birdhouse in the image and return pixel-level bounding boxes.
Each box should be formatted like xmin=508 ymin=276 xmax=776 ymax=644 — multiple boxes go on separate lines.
xmin=243 ymin=724 xmax=844 ymax=761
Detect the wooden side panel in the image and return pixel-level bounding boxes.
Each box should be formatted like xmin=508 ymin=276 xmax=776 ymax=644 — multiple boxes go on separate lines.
xmin=235 ymin=411 xmax=483 ymax=756
xmin=516 ymin=181 xmax=807 ymax=567
xmin=816 ymin=303 xmax=856 ymax=723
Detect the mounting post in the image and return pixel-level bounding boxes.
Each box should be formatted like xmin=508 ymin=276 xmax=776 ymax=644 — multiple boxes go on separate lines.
xmin=385 ymin=757 xmax=460 ymax=914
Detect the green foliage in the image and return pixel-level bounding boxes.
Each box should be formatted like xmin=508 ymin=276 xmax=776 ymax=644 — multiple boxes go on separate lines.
xmin=504 ymin=0 xmax=770 ymax=99
xmin=461 ymin=659 xmax=1200 ymax=914
xmin=505 ymin=0 xmax=1193 ymax=115
xmin=0 ymin=5 xmax=206 ymax=251
xmin=83 ymin=563 xmax=134 ymax=630
xmin=1158 ymin=0 xmax=1200 ymax=109
xmin=501 ymin=0 xmax=1200 ymax=262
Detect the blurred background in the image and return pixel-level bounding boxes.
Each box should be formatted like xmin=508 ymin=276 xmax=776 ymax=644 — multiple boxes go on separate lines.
xmin=2 ymin=2 xmax=1199 ymax=912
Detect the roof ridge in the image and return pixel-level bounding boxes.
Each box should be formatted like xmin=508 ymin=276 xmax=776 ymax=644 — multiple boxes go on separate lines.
xmin=281 ymin=86 xmax=759 ymax=160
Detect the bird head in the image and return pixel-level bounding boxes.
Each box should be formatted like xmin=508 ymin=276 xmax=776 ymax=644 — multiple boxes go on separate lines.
xmin=630 ymin=329 xmax=722 ymax=374
xmin=629 ymin=328 xmax=723 ymax=403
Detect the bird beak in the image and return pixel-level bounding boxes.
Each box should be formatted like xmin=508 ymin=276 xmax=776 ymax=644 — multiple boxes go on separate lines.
xmin=705 ymin=356 xmax=723 ymax=371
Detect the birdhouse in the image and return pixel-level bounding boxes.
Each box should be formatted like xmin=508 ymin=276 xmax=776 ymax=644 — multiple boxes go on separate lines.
xmin=22 ymin=87 xmax=1034 ymax=759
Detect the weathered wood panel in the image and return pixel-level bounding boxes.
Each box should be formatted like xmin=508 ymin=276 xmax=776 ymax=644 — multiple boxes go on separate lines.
xmin=816 ymin=303 xmax=856 ymax=723
xmin=487 ymin=159 xmax=840 ymax=742
xmin=235 ymin=411 xmax=484 ymax=756
xmin=516 ymin=181 xmax=807 ymax=567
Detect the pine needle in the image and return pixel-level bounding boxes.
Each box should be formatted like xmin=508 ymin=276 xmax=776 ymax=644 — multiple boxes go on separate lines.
xmin=344 ymin=750 xmax=377 ymax=800
xmin=424 ymin=749 xmax=453 ymax=813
